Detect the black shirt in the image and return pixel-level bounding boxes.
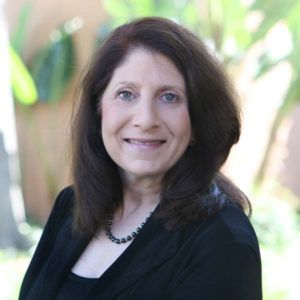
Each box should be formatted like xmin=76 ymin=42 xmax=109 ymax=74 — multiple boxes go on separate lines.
xmin=19 ymin=187 xmax=262 ymax=300
xmin=56 ymin=272 xmax=97 ymax=300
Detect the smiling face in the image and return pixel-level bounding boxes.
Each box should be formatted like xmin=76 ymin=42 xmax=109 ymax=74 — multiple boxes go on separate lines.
xmin=100 ymin=48 xmax=192 ymax=182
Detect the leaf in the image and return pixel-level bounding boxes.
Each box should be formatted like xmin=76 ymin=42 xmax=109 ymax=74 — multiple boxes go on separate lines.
xmin=103 ymin=0 xmax=193 ymax=26
xmin=130 ymin=0 xmax=156 ymax=16
xmin=281 ymin=75 xmax=300 ymax=116
xmin=30 ymin=26 xmax=76 ymax=101
xmin=9 ymin=46 xmax=38 ymax=105
xmin=180 ymin=1 xmax=200 ymax=31
xmin=250 ymin=0 xmax=295 ymax=44
xmin=254 ymin=52 xmax=287 ymax=79
xmin=102 ymin=0 xmax=133 ymax=27
xmin=10 ymin=2 xmax=32 ymax=53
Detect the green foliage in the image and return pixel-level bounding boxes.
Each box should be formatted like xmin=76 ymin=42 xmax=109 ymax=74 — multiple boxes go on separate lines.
xmin=250 ymin=0 xmax=300 ymax=104
xmin=101 ymin=0 xmax=252 ymax=64
xmin=0 ymin=225 xmax=41 ymax=300
xmin=29 ymin=26 xmax=76 ymax=102
xmin=250 ymin=0 xmax=300 ymax=185
xmin=250 ymin=0 xmax=296 ymax=44
xmin=10 ymin=2 xmax=32 ymax=53
xmin=9 ymin=46 xmax=38 ymax=105
xmin=9 ymin=2 xmax=38 ymax=106
xmin=100 ymin=0 xmax=168 ymax=43
xmin=0 ymin=250 xmax=31 ymax=300
xmin=10 ymin=3 xmax=80 ymax=104
xmin=251 ymin=183 xmax=300 ymax=300
xmin=254 ymin=53 xmax=286 ymax=80
xmin=102 ymin=0 xmax=200 ymax=32
xmin=204 ymin=0 xmax=251 ymax=56
xmin=252 ymin=198 xmax=299 ymax=253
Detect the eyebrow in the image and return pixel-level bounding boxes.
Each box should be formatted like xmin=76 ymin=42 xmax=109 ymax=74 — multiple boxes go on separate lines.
xmin=114 ymin=81 xmax=186 ymax=94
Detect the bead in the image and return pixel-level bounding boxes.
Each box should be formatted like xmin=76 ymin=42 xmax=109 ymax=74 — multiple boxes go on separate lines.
xmin=105 ymin=210 xmax=154 ymax=244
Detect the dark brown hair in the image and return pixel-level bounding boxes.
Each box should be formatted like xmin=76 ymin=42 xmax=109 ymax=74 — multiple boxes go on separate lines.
xmin=71 ymin=17 xmax=250 ymax=236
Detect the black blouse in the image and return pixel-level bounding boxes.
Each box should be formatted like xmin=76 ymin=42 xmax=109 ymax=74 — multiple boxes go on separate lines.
xmin=56 ymin=272 xmax=97 ymax=300
xmin=19 ymin=187 xmax=262 ymax=300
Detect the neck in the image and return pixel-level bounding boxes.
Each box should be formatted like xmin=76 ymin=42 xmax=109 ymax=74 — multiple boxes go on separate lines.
xmin=116 ymin=171 xmax=162 ymax=220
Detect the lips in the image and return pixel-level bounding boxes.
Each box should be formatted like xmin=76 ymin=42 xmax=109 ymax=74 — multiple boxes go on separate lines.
xmin=124 ymin=138 xmax=166 ymax=146
xmin=124 ymin=138 xmax=166 ymax=153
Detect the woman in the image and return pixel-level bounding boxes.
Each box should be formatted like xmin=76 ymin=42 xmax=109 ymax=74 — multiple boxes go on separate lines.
xmin=19 ymin=17 xmax=262 ymax=299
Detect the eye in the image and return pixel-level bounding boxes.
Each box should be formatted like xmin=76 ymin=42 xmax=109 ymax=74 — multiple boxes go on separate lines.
xmin=118 ymin=90 xmax=134 ymax=101
xmin=161 ymin=92 xmax=178 ymax=103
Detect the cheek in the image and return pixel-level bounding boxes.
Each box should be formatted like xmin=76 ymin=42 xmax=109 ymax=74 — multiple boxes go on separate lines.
xmin=101 ymin=105 xmax=116 ymax=143
xmin=101 ymin=103 xmax=118 ymax=132
xmin=172 ymin=108 xmax=192 ymax=139
xmin=101 ymin=102 xmax=128 ymax=139
xmin=101 ymin=101 xmax=111 ymax=125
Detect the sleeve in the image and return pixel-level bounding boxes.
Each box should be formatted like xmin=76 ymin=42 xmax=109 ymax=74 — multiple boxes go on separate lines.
xmin=169 ymin=241 xmax=262 ymax=300
xmin=19 ymin=186 xmax=74 ymax=300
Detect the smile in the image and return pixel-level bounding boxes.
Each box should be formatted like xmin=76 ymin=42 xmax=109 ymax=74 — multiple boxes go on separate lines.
xmin=124 ymin=138 xmax=166 ymax=150
xmin=124 ymin=138 xmax=166 ymax=145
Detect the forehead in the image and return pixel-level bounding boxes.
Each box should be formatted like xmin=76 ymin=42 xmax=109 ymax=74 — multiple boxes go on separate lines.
xmin=107 ymin=48 xmax=186 ymax=89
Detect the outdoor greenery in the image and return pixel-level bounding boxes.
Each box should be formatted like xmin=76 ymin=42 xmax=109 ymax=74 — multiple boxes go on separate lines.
xmin=0 ymin=226 xmax=42 ymax=300
xmin=9 ymin=4 xmax=82 ymax=200
xmin=10 ymin=3 xmax=80 ymax=104
xmin=10 ymin=0 xmax=300 ymax=195
xmin=10 ymin=46 xmax=37 ymax=105
xmin=252 ymin=183 xmax=300 ymax=299
xmin=0 ymin=250 xmax=29 ymax=300
xmin=9 ymin=2 xmax=37 ymax=105
xmin=2 ymin=0 xmax=300 ymax=299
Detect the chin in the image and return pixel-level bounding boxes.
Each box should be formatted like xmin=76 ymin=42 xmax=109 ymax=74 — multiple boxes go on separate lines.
xmin=123 ymin=167 xmax=166 ymax=181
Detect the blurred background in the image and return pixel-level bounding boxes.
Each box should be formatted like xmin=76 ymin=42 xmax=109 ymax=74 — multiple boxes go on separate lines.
xmin=1 ymin=0 xmax=299 ymax=299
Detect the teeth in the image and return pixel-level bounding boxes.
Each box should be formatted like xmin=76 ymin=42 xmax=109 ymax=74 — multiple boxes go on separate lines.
xmin=126 ymin=139 xmax=164 ymax=145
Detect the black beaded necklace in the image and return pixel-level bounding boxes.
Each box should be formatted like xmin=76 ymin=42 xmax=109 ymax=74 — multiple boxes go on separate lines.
xmin=105 ymin=211 xmax=153 ymax=244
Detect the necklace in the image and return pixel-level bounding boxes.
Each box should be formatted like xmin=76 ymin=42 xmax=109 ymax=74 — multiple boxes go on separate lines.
xmin=105 ymin=211 xmax=153 ymax=244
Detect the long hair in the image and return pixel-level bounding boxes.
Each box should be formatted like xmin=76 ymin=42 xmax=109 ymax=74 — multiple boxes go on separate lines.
xmin=71 ymin=17 xmax=250 ymax=236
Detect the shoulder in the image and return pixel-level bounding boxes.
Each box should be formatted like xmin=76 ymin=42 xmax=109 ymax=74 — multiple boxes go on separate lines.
xmin=206 ymin=203 xmax=258 ymax=245
xmin=169 ymin=203 xmax=262 ymax=299
xmin=171 ymin=203 xmax=261 ymax=299
xmin=186 ymin=202 xmax=260 ymax=259
xmin=51 ymin=186 xmax=74 ymax=216
xmin=44 ymin=186 xmax=75 ymax=237
xmin=18 ymin=186 xmax=75 ymax=300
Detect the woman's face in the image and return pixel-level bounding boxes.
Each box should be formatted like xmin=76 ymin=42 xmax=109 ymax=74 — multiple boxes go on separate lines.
xmin=101 ymin=48 xmax=192 ymax=182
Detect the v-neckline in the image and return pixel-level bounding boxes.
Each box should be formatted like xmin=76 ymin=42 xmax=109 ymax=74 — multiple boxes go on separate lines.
xmin=89 ymin=205 xmax=159 ymax=284
xmin=42 ymin=202 xmax=182 ymax=300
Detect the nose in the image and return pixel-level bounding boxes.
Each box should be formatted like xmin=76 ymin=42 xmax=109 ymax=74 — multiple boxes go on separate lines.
xmin=132 ymin=99 xmax=159 ymax=130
